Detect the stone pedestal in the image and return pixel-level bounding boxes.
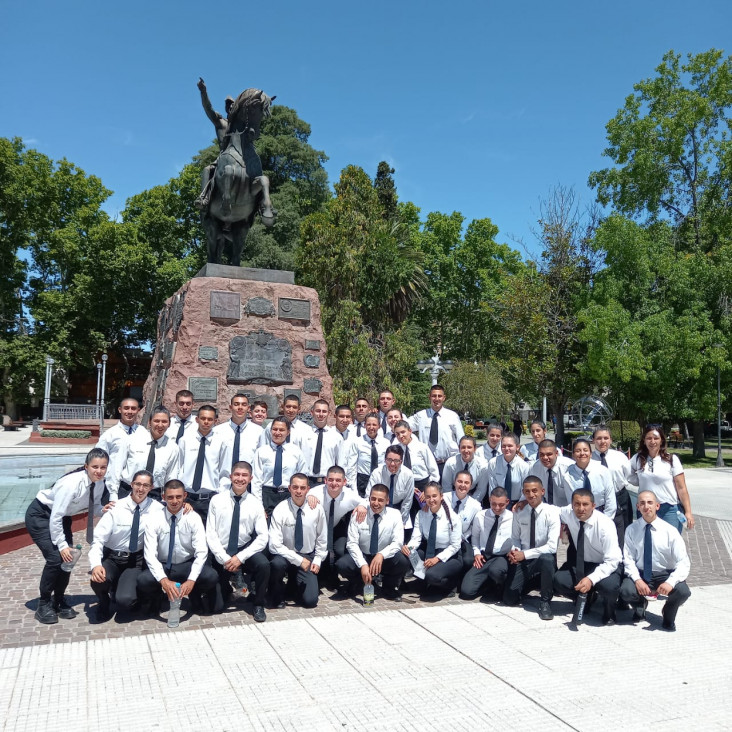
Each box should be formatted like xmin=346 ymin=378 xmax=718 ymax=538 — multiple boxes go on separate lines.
xmin=141 ymin=271 xmax=333 ymax=421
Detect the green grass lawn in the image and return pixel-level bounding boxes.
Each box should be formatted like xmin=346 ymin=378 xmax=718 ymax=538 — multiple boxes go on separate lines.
xmin=668 ymin=448 xmax=732 ymax=468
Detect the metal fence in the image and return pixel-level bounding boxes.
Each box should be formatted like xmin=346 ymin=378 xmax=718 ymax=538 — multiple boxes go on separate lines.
xmin=45 ymin=404 xmax=101 ymax=421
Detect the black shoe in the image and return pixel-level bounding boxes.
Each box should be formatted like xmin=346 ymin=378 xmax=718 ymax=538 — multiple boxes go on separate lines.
xmin=539 ymin=601 xmax=554 ymax=621
xmin=275 ymin=601 xmax=286 ymax=609
xmin=330 ymin=584 xmax=352 ymax=601
xmin=602 ymin=609 xmax=617 ymax=626
xmin=633 ymin=599 xmax=648 ymax=622
xmin=382 ymin=586 xmax=402 ymax=602
xmin=54 ymin=598 xmax=78 ymax=619
xmin=661 ymin=620 xmax=676 ymax=632
xmin=95 ymin=604 xmax=113 ymax=622
xmin=253 ymin=605 xmax=267 ymax=623
xmin=35 ymin=601 xmax=58 ymax=625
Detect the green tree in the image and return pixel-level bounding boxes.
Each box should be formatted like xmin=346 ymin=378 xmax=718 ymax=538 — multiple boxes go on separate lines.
xmin=442 ymin=360 xmax=512 ymax=419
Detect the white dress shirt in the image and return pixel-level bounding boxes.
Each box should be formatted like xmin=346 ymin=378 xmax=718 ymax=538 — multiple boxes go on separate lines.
xmin=143 ymin=507 xmax=208 ymax=582
xmin=250 ymin=442 xmax=308 ymax=499
xmin=206 ymin=489 xmax=269 ymax=565
xmin=408 ymin=407 xmax=464 ymax=462
xmin=301 ymin=425 xmax=343 ymax=479
xmin=214 ymin=420 xmax=264 ymax=466
xmin=35 ymin=472 xmax=106 ymax=551
xmin=165 ymin=415 xmax=195 ymax=443
xmin=481 ymin=443 xmax=501 ymax=463
xmin=444 ymin=491 xmax=481 ymax=540
xmin=306 ymin=485 xmax=365 ymax=527
xmin=510 ymin=502 xmax=560 ymax=559
xmin=89 ymin=496 xmax=163 ymax=566
xmin=341 ymin=434 xmax=390 ymax=486
xmin=623 ymin=516 xmax=690 ymax=588
xmin=592 ymin=448 xmax=631 ymax=493
xmin=258 ymin=418 xmax=309 ymax=450
xmin=268 ymin=499 xmax=328 ymax=567
xmin=178 ymin=429 xmax=232 ymax=494
xmin=366 ymin=466 xmax=415 ymax=527
xmin=110 ymin=432 xmax=180 ymax=499
xmin=470 ymin=509 xmax=514 ymax=556
xmin=519 ymin=441 xmax=540 ymax=463
xmin=561 ymin=462 xmax=616 ymax=518
xmin=399 ymin=437 xmax=440 ymax=483
xmin=441 ymin=454 xmax=490 ymax=504
xmin=347 ymin=420 xmax=384 ymax=440
xmin=487 ymin=455 xmax=530 ymax=501
xmin=96 ymin=422 xmax=150 ymax=489
xmin=558 ymin=506 xmax=622 ymax=584
xmin=347 ymin=507 xmax=404 ymax=566
xmin=408 ymin=504 xmax=462 ymax=563
xmin=528 ymin=459 xmax=572 ymax=507
xmin=628 ymin=454 xmax=684 ymax=506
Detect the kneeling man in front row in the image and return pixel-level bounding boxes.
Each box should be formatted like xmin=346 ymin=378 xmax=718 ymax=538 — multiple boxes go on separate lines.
xmin=620 ymin=490 xmax=691 ymax=631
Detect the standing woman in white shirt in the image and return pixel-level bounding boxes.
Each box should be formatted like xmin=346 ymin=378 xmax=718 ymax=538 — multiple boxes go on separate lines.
xmin=519 ymin=420 xmax=547 ymax=464
xmin=402 ymin=482 xmax=462 ymax=596
xmin=25 ymin=447 xmax=110 ymax=624
xmin=628 ymin=424 xmax=694 ymax=533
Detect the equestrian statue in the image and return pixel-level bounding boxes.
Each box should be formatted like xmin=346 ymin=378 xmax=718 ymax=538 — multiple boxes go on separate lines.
xmin=196 ymin=78 xmax=277 ymax=265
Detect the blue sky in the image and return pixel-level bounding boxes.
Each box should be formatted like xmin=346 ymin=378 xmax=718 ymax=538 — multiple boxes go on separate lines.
xmin=1 ymin=0 xmax=729 ymax=256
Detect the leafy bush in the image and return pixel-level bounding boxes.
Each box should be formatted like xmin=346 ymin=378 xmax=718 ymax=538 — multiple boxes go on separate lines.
xmin=475 ymin=430 xmax=486 ymax=440
xmin=40 ymin=430 xmax=92 ymax=439
xmin=463 ymin=424 xmax=475 ymax=437
xmin=608 ymin=420 xmax=641 ymax=452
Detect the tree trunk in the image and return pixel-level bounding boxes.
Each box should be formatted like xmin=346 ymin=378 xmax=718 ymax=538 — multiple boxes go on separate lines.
xmin=551 ymin=397 xmax=566 ymax=452
xmin=692 ymin=420 xmax=706 ymax=459
xmin=3 ymin=396 xmax=18 ymax=421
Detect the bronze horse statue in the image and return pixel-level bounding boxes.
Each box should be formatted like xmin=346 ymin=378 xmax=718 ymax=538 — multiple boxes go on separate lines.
xmin=196 ymin=80 xmax=276 ymax=265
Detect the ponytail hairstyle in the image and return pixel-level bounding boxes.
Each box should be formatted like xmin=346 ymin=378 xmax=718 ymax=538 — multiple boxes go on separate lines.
xmin=57 ymin=447 xmax=109 ymax=485
xmin=425 ymin=480 xmax=453 ymax=531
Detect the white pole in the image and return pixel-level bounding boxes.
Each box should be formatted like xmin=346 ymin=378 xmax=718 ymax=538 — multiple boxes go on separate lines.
xmin=100 ymin=354 xmax=108 ymax=429
xmin=542 ymin=396 xmax=547 ymax=425
xmin=43 ymin=357 xmax=54 ymax=421
xmin=96 ymin=363 xmax=103 ymax=433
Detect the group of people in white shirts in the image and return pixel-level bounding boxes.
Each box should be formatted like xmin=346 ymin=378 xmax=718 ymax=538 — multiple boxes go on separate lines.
xmin=24 ymin=384 xmax=694 ymax=632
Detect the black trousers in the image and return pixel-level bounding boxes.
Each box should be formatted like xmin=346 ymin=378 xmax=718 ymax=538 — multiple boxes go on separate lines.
xmin=262 ymin=486 xmax=289 ymax=517
xmin=619 ymin=571 xmax=691 ymax=625
xmin=269 ymin=552 xmax=320 ymax=608
xmin=136 ymin=559 xmax=218 ymax=606
xmin=186 ymin=493 xmax=213 ymax=524
xmin=503 ymin=553 xmax=557 ymax=604
xmin=415 ymin=545 xmax=462 ymax=591
xmin=553 ymin=562 xmax=622 ymax=604
xmin=336 ymin=551 xmax=410 ymax=592
xmin=459 ymin=540 xmax=474 ymax=573
xmin=614 ymin=487 xmax=633 ymax=546
xmin=118 ymin=481 xmax=132 ymax=499
xmin=460 ymin=555 xmax=509 ymax=599
xmin=356 ymin=473 xmax=369 ymax=498
xmin=318 ymin=536 xmax=349 ymax=588
xmin=211 ymin=551 xmax=270 ymax=610
xmin=25 ymin=499 xmax=72 ymax=602
xmin=90 ymin=549 xmax=145 ymax=610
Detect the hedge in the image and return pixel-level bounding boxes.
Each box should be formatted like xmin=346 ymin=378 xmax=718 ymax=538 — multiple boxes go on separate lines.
xmin=40 ymin=430 xmax=92 ymax=439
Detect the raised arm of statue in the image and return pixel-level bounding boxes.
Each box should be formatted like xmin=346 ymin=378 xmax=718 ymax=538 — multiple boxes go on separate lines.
xmin=198 ymin=77 xmax=226 ymax=130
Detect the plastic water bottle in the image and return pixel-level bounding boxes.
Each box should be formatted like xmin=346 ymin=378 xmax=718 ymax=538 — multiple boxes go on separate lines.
xmin=61 ymin=544 xmax=83 ymax=572
xmin=572 ymin=592 xmax=588 ymax=624
xmin=363 ymin=582 xmax=375 ymax=606
xmin=167 ymin=583 xmax=182 ymax=628
xmin=231 ymin=570 xmax=250 ymax=598
xmin=676 ymin=510 xmax=687 ymax=526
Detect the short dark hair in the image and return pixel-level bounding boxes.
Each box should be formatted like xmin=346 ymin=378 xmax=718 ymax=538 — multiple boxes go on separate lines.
xmin=459 ymin=435 xmax=477 ymax=447
xmin=370 ymin=483 xmax=389 ymax=497
xmin=430 ymin=384 xmax=446 ymax=395
xmin=175 ymin=390 xmax=193 ymax=401
xmin=490 ymin=486 xmax=508 ymax=499
xmin=85 ymin=447 xmax=109 ymax=465
xmin=149 ymin=405 xmax=171 ymax=422
xmin=572 ymin=487 xmax=594 ymax=502
xmin=538 ymin=438 xmax=557 ymax=450
xmin=334 ymin=404 xmax=352 ymax=416
xmin=131 ymin=470 xmax=154 ymax=485
xmin=231 ymin=393 xmax=250 ymax=404
xmin=289 ymin=472 xmax=308 ymax=486
xmin=283 ymin=394 xmax=301 ymax=405
xmin=385 ymin=445 xmax=404 ymax=460
xmin=454 ymin=470 xmax=473 ymax=485
xmin=197 ymin=404 xmax=217 ymax=417
xmin=271 ymin=416 xmax=291 ymax=431
xmin=522 ymin=475 xmax=543 ymax=489
xmin=164 ymin=479 xmax=186 ymax=494
xmin=231 ymin=461 xmax=253 ymax=474
xmin=326 ymin=465 xmax=346 ymax=478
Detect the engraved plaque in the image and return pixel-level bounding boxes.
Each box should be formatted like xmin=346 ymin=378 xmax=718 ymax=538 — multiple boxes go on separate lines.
xmin=305 ymin=339 xmax=321 ymax=351
xmin=189 ymin=377 xmax=218 ymax=402
xmin=278 ymin=297 xmax=310 ymax=322
xmin=227 ymin=330 xmax=293 ymax=385
xmin=210 ymin=291 xmax=240 ymax=320
xmin=284 ymin=388 xmax=301 ymax=401
xmin=304 ymin=355 xmax=320 ymax=368
xmin=237 ymin=391 xmax=279 ymax=417
xmin=163 ymin=341 xmax=176 ymax=366
xmin=303 ymin=378 xmax=322 ymax=394
xmin=172 ymin=291 xmax=186 ymax=334
xmin=246 ymin=297 xmax=275 ymax=317
xmin=198 ymin=346 xmax=219 ymax=361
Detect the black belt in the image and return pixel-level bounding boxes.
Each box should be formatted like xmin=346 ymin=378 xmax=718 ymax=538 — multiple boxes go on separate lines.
xmin=187 ymin=490 xmax=216 ymax=500
xmin=263 ymin=485 xmax=288 ymax=494
xmin=105 ymin=548 xmax=143 ymax=560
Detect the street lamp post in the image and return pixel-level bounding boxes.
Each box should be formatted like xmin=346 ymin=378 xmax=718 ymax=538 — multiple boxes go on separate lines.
xmin=417 ymin=354 xmax=454 ymax=386
xmin=100 ymin=354 xmax=108 ymax=427
xmin=96 ymin=362 xmax=103 ymax=433
xmin=42 ymin=356 xmax=54 ymax=422
xmin=717 ymin=363 xmax=724 ymax=468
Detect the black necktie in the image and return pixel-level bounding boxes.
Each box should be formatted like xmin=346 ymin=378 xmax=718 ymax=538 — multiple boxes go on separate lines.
xmin=356 ymin=422 xmax=362 ymax=437
xmin=455 ymin=499 xmax=461 ymax=513
xmin=370 ymin=439 xmax=378 ymax=472
xmin=370 ymin=513 xmax=380 ymax=555
xmin=464 ymin=462 xmax=470 ymax=473
xmin=227 ymin=494 xmax=242 ymax=556
xmin=600 ymin=452 xmax=608 ymax=468
xmin=576 ymin=521 xmax=586 ymax=580
xmin=426 ymin=513 xmax=438 ymax=558
xmin=381 ymin=413 xmax=387 ymax=433
xmin=327 ymin=497 xmax=335 ymax=552
xmin=165 ymin=514 xmax=177 ymax=571
xmin=643 ymin=522 xmax=653 ymax=582
xmin=313 ymin=428 xmax=324 ymax=475
xmin=233 ymin=424 xmax=242 ymax=469
xmin=547 ymin=470 xmax=554 ymax=504
xmin=389 ymin=474 xmax=395 ymax=505
xmin=295 ymin=507 xmax=304 ymax=552
xmin=129 ymin=504 xmax=141 ymax=552
xmin=403 ymin=446 xmax=411 ymax=470
xmin=127 ymin=425 xmax=133 ymax=435
xmin=86 ymin=483 xmax=95 ymax=543
xmin=505 ymin=462 xmax=513 ymax=499
xmin=429 ymin=412 xmax=439 ymax=447
xmin=485 ymin=513 xmax=500 ymax=556
xmin=582 ymin=469 xmax=592 ymax=494
xmin=530 ymin=508 xmax=536 ymax=549
xmin=192 ymin=436 xmax=206 ymax=492
xmin=273 ymin=445 xmax=283 ymax=486
xmin=145 ymin=440 xmax=157 ymax=474
xmin=492 ymin=448 xmax=498 ymax=458
xmin=176 ymin=418 xmax=187 ymax=443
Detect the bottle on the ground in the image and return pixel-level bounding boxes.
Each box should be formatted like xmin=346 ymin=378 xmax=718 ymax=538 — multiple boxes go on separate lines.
xmin=61 ymin=544 xmax=83 ymax=572
xmin=363 ymin=582 xmax=375 ymax=606
xmin=572 ymin=592 xmax=588 ymax=624
xmin=168 ymin=583 xmax=182 ymax=628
